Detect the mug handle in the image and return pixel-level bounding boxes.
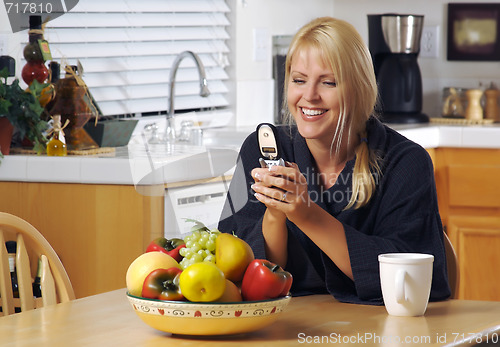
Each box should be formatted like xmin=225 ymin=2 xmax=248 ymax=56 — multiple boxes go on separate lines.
xmin=396 ymin=269 xmax=407 ymax=303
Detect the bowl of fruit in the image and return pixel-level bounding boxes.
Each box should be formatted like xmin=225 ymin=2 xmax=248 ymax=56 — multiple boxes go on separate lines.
xmin=125 ymin=220 xmax=293 ymax=336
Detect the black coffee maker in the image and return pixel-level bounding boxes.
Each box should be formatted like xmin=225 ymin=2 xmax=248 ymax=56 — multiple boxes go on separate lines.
xmin=368 ymin=14 xmax=429 ymax=123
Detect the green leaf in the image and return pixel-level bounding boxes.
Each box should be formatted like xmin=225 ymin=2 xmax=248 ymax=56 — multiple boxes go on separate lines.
xmin=183 ymin=218 xmax=210 ymax=232
xmin=0 ymin=70 xmax=48 ymax=148
xmin=0 ymin=67 xmax=9 ymax=81
xmin=28 ymin=79 xmax=49 ymax=95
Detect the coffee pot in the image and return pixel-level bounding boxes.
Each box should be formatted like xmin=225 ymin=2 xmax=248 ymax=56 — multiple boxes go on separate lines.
xmin=368 ymin=14 xmax=429 ymax=123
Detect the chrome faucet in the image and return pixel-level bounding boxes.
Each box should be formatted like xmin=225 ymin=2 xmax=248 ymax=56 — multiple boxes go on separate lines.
xmin=165 ymin=51 xmax=210 ymax=143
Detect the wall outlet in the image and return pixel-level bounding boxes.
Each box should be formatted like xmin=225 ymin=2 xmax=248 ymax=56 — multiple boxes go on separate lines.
xmin=253 ymin=27 xmax=269 ymax=62
xmin=420 ymin=25 xmax=439 ymax=58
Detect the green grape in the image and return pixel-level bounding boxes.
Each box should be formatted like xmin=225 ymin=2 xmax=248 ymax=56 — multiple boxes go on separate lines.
xmin=191 ymin=230 xmax=201 ymax=241
xmin=197 ymin=238 xmax=207 ymax=248
xmin=199 ymin=232 xmax=209 ymax=243
xmin=197 ymin=249 xmax=210 ymax=259
xmin=179 ymin=257 xmax=189 ymax=270
xmin=205 ymin=239 xmax=215 ymax=252
xmin=190 ymin=243 xmax=201 ymax=253
xmin=179 ymin=247 xmax=188 ymax=257
xmin=204 ymin=254 xmax=215 ymax=263
xmin=183 ymin=249 xmax=194 ymax=259
xmin=179 ymin=221 xmax=220 ymax=267
xmin=192 ymin=253 xmax=203 ymax=263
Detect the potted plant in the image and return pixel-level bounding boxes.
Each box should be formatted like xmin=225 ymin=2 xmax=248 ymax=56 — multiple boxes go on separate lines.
xmin=0 ymin=66 xmax=48 ymax=157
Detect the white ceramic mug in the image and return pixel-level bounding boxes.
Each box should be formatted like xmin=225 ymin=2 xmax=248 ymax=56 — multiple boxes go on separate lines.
xmin=378 ymin=253 xmax=434 ymax=316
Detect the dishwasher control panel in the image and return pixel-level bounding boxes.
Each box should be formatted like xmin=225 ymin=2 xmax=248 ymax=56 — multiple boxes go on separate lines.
xmin=164 ymin=181 xmax=230 ymax=238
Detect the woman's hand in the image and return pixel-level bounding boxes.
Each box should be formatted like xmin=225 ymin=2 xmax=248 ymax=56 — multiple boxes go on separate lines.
xmin=251 ymin=162 xmax=353 ymax=278
xmin=251 ymin=162 xmax=311 ymax=223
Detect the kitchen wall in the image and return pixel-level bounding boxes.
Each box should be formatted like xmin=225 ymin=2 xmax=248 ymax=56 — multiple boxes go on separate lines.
xmin=231 ymin=0 xmax=500 ymax=126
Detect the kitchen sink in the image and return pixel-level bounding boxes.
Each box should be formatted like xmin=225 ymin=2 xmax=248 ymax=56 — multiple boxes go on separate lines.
xmin=202 ymin=127 xmax=251 ymax=149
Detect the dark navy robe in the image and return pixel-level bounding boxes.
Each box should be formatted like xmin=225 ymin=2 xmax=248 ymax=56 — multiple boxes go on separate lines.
xmin=218 ymin=117 xmax=451 ymax=305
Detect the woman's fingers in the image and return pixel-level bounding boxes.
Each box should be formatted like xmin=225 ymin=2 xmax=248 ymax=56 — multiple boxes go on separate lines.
xmin=251 ymin=163 xmax=306 ymax=204
xmin=252 ymin=183 xmax=289 ymax=202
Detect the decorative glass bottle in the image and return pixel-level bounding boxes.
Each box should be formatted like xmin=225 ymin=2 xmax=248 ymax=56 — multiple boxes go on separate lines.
xmin=49 ymin=66 xmax=98 ymax=150
xmin=21 ymin=15 xmax=49 ymax=86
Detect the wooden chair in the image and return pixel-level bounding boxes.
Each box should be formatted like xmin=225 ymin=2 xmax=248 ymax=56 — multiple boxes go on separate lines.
xmin=443 ymin=231 xmax=460 ymax=299
xmin=0 ymin=212 xmax=75 ymax=316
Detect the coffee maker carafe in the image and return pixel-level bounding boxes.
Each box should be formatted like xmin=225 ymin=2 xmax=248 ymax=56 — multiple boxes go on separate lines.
xmin=368 ymin=14 xmax=428 ymax=123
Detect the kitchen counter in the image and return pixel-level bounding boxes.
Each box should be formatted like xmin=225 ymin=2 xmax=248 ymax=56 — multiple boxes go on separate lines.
xmin=0 ymin=122 xmax=499 ymax=185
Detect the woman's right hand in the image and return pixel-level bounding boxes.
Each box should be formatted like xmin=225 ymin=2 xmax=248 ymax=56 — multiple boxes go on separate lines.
xmin=250 ymin=162 xmax=311 ymax=224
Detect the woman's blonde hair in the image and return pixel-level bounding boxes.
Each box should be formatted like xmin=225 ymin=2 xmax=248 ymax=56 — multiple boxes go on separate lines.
xmin=283 ymin=17 xmax=380 ymax=209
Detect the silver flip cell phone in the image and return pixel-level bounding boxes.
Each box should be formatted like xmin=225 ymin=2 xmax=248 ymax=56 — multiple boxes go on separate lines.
xmin=257 ymin=123 xmax=285 ymax=168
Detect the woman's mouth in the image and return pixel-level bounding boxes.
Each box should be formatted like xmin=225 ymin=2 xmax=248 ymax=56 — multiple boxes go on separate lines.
xmin=300 ymin=107 xmax=327 ymax=119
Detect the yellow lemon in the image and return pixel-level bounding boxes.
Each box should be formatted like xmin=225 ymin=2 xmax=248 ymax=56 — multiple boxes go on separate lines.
xmin=179 ymin=262 xmax=226 ymax=302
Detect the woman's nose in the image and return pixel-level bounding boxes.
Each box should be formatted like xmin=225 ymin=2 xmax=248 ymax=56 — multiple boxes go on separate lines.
xmin=304 ymin=83 xmax=320 ymax=101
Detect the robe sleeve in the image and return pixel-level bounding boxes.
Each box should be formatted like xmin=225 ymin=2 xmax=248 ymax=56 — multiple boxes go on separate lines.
xmin=338 ymin=141 xmax=451 ymax=303
xmin=217 ymin=132 xmax=268 ymax=259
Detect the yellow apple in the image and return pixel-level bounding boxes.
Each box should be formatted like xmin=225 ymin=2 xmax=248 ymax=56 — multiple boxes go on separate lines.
xmin=179 ymin=262 xmax=226 ymax=302
xmin=126 ymin=251 xmax=181 ymax=296
xmin=215 ymin=233 xmax=255 ymax=282
xmin=215 ymin=279 xmax=243 ymax=302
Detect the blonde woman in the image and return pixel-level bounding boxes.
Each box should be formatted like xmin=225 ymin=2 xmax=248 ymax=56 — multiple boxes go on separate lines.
xmin=218 ymin=17 xmax=450 ymax=304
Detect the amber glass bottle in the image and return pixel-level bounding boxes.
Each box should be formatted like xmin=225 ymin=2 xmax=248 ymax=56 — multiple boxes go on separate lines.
xmin=47 ymin=115 xmax=67 ymax=156
xmin=49 ymin=67 xmax=97 ymax=150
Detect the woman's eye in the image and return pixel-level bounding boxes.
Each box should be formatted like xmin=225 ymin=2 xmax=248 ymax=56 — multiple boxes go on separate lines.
xmin=324 ymin=81 xmax=337 ymax=87
xmin=292 ymin=78 xmax=305 ymax=84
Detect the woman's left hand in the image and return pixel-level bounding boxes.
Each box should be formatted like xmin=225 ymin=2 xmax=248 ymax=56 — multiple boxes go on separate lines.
xmin=251 ymin=162 xmax=311 ymax=221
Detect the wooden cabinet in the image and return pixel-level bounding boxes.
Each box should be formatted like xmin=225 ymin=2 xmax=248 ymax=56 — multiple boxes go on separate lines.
xmin=447 ymin=216 xmax=500 ymax=300
xmin=0 ymin=181 xmax=164 ymax=298
xmin=432 ymin=148 xmax=500 ymax=300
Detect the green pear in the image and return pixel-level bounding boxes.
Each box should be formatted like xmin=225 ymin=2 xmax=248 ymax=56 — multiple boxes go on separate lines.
xmin=215 ymin=233 xmax=255 ymax=282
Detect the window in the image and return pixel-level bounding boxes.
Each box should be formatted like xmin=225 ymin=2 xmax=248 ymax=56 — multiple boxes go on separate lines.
xmin=41 ymin=0 xmax=231 ymax=119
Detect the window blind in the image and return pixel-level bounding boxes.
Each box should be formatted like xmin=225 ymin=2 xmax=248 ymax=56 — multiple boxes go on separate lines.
xmin=40 ymin=0 xmax=231 ymax=118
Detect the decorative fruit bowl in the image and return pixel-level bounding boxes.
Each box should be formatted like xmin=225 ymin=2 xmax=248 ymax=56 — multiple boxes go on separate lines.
xmin=126 ymin=292 xmax=291 ymax=336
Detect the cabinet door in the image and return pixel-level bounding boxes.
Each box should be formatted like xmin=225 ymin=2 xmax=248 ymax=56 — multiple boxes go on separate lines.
xmin=448 ymin=216 xmax=500 ymax=301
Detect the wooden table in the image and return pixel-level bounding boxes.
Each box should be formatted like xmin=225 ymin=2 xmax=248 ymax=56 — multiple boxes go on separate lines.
xmin=1 ymin=289 xmax=500 ymax=346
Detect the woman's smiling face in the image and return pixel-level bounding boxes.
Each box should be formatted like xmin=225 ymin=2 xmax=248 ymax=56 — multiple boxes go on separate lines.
xmin=287 ymin=46 xmax=341 ymax=146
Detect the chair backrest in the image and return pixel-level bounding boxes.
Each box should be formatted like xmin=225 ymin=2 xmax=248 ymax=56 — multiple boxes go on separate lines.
xmin=443 ymin=231 xmax=460 ymax=299
xmin=0 ymin=212 xmax=75 ymax=316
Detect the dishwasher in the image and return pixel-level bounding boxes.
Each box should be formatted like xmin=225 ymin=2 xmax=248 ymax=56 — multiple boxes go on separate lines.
xmin=164 ymin=180 xmax=231 ymax=239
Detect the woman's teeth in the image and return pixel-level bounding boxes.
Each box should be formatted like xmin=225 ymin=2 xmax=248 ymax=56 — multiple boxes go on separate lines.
xmin=302 ymin=108 xmax=325 ymax=116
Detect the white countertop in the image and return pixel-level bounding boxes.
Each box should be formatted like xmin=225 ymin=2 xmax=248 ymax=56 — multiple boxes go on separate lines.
xmin=1 ymin=123 xmax=499 ymax=185
xmin=389 ymin=122 xmax=500 ymax=149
